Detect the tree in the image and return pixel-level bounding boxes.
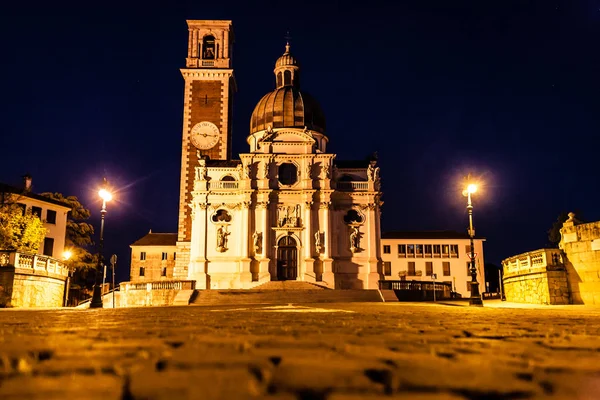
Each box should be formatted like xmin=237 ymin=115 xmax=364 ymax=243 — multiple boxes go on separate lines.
xmin=547 ymin=210 xmax=585 ymax=248
xmin=40 ymin=193 xmax=96 ymax=289
xmin=0 ymin=203 xmax=47 ymax=252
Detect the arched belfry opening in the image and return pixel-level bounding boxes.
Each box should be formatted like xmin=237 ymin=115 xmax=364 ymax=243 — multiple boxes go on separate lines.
xmin=202 ymin=35 xmax=216 ymax=59
xmin=277 ymin=236 xmax=298 ymax=280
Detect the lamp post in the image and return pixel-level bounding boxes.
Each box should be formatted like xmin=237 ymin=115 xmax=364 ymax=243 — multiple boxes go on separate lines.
xmin=463 ymin=178 xmax=483 ymax=307
xmin=90 ymin=180 xmax=112 ymax=309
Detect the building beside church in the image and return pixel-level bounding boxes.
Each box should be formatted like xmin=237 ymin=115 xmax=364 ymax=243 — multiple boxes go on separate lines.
xmin=0 ymin=178 xmax=71 ymax=307
xmin=380 ymin=231 xmax=485 ymax=298
xmin=128 ymin=20 xmax=383 ymax=290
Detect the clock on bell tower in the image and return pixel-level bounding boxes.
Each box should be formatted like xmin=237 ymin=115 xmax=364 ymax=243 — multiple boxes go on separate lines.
xmin=177 ymin=20 xmax=235 ymax=249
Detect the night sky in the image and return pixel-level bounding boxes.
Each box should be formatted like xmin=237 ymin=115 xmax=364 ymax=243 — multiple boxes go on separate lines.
xmin=1 ymin=0 xmax=599 ymax=284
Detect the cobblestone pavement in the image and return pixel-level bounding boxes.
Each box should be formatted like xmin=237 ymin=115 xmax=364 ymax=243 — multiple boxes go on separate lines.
xmin=1 ymin=302 xmax=600 ymax=400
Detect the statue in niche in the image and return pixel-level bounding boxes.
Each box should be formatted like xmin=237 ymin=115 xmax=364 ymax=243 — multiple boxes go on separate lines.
xmin=349 ymin=226 xmax=361 ymax=252
xmin=253 ymin=231 xmax=261 ymax=253
xmin=314 ymin=231 xmax=322 ymax=253
xmin=216 ymin=226 xmax=230 ymax=252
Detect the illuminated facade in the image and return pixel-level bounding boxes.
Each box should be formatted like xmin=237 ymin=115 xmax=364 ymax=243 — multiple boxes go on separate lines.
xmin=381 ymin=231 xmax=485 ymax=297
xmin=162 ymin=19 xmax=384 ymax=289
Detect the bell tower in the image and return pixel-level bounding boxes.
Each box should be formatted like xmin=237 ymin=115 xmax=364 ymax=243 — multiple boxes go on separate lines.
xmin=175 ymin=20 xmax=235 ymax=278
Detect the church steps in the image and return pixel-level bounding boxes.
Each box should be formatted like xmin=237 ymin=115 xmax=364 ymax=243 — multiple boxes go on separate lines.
xmin=189 ymin=288 xmax=382 ymax=306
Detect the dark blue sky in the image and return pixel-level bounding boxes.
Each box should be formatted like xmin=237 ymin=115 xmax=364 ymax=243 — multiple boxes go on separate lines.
xmin=1 ymin=0 xmax=599 ymax=283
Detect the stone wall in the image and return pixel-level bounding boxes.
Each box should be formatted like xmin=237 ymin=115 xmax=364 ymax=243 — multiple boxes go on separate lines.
xmin=118 ymin=280 xmax=195 ymax=307
xmin=502 ymin=249 xmax=570 ymax=305
xmin=0 ymin=267 xmax=66 ymax=308
xmin=560 ymin=214 xmax=600 ymax=304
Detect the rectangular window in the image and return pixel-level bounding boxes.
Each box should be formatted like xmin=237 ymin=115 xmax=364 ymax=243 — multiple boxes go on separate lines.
xmin=43 ymin=237 xmax=54 ymax=257
xmin=161 ymin=267 xmax=167 ymax=277
xmin=31 ymin=206 xmax=42 ymax=219
xmin=424 ymin=244 xmax=432 ymax=255
xmin=433 ymin=245 xmax=441 ymax=257
xmin=450 ymin=244 xmax=458 ymax=257
xmin=383 ymin=245 xmax=391 ymax=254
xmin=46 ymin=209 xmax=57 ymax=224
xmin=407 ymin=261 xmax=416 ymax=275
xmin=17 ymin=203 xmax=26 ymax=215
xmin=162 ymin=252 xmax=168 ymax=260
xmin=416 ymin=245 xmax=423 ymax=257
xmin=383 ymin=261 xmax=392 ymax=276
xmin=398 ymin=244 xmax=406 ymax=257
xmin=173 ymin=252 xmax=177 ymax=260
xmin=425 ymin=261 xmax=433 ymax=276
xmin=442 ymin=245 xmax=449 ymax=257
xmin=140 ymin=252 xmax=146 ymax=261
xmin=139 ymin=267 xmax=145 ymax=277
xmin=407 ymin=244 xmax=415 ymax=257
xmin=443 ymin=261 xmax=451 ymax=276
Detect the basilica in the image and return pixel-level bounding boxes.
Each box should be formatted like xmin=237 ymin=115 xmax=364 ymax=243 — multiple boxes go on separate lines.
xmin=129 ymin=20 xmax=384 ymax=290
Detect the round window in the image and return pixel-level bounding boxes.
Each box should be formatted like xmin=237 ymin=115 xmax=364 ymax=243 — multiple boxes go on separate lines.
xmin=278 ymin=163 xmax=298 ymax=185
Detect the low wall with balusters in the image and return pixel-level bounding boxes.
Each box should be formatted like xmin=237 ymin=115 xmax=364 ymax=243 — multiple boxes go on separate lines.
xmin=0 ymin=251 xmax=70 ymax=307
xmin=502 ymin=248 xmax=570 ymax=305
xmin=118 ymin=280 xmax=196 ymax=307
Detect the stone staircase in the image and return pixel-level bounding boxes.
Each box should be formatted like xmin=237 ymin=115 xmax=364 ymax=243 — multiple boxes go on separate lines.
xmin=189 ymin=281 xmax=383 ymax=306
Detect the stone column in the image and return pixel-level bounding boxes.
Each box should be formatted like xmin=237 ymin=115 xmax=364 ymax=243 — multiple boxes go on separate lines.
xmin=189 ymin=202 xmax=208 ymax=289
xmin=192 ymin=30 xmax=198 ymax=58
xmin=320 ymin=202 xmax=334 ymax=286
xmin=258 ymin=201 xmax=271 ymax=282
xmin=221 ymin=31 xmax=225 ymax=59
xmin=303 ymin=201 xmax=315 ymax=282
xmin=239 ymin=201 xmax=252 ymax=287
xmin=187 ymin=30 xmax=193 ymax=59
xmin=224 ymin=31 xmax=229 ymax=58
xmin=365 ymin=203 xmax=381 ymax=289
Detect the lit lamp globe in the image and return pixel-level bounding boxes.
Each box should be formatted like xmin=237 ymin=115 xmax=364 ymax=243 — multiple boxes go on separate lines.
xmin=99 ymin=189 xmax=112 ymax=202
xmin=63 ymin=250 xmax=72 ymax=261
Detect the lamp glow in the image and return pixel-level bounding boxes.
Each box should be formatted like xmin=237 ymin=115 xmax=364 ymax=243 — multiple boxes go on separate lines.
xmin=467 ymin=184 xmax=477 ymax=194
xmin=98 ymin=189 xmax=112 ymax=202
xmin=63 ymin=250 xmax=72 ymax=260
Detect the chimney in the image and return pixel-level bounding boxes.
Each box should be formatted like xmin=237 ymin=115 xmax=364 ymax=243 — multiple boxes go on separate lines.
xmin=23 ymin=174 xmax=32 ymax=192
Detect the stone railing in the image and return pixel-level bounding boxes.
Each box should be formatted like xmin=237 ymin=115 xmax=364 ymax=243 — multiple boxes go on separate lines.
xmin=502 ymin=248 xmax=563 ymax=278
xmin=336 ymin=181 xmax=372 ymax=191
xmin=121 ymin=280 xmax=196 ymax=291
xmin=209 ymin=181 xmax=239 ymax=190
xmin=0 ymin=251 xmax=69 ymax=278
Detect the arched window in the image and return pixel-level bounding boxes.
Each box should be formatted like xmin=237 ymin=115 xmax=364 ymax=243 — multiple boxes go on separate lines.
xmin=276 ymin=72 xmax=282 ymax=87
xmin=283 ymin=70 xmax=291 ymax=86
xmin=212 ymin=209 xmax=232 ymax=223
xmin=221 ymin=175 xmax=236 ymax=181
xmin=343 ymin=209 xmax=364 ymax=224
xmin=202 ymin=35 xmax=216 ymax=59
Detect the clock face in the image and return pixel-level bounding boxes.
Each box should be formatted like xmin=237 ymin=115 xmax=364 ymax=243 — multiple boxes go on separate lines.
xmin=190 ymin=121 xmax=220 ymax=150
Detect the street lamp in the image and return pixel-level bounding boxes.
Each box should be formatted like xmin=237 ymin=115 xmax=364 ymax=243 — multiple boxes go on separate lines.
xmin=462 ymin=177 xmax=483 ymax=307
xmin=90 ymin=179 xmax=112 ymax=309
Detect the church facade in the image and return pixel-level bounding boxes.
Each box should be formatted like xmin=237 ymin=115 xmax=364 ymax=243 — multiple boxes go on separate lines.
xmin=132 ymin=20 xmax=384 ymax=290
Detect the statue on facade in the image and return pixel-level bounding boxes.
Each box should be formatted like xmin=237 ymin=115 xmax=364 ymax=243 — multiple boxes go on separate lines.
xmin=277 ymin=205 xmax=300 ymax=227
xmin=196 ymin=155 xmax=208 ymax=181
xmin=253 ymin=231 xmax=261 ymax=253
xmin=349 ymin=226 xmax=360 ymax=252
xmin=367 ymin=163 xmax=380 ymax=183
xmin=216 ymin=226 xmax=230 ymax=252
xmin=321 ymin=164 xmax=330 ymax=179
xmin=314 ymin=231 xmax=322 ymax=253
xmin=236 ymin=163 xmax=243 ymax=179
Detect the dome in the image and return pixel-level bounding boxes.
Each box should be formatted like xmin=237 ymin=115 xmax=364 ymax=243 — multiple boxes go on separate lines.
xmin=275 ymin=43 xmax=299 ymax=68
xmin=249 ymin=42 xmax=326 ymax=134
xmin=250 ymin=86 xmax=326 ymax=134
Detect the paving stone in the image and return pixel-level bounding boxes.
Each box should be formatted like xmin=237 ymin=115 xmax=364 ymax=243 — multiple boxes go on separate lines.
xmin=0 ymin=303 xmax=599 ymax=399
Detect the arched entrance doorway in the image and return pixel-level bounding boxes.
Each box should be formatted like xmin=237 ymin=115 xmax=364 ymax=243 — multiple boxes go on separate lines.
xmin=277 ymin=236 xmax=297 ymax=280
